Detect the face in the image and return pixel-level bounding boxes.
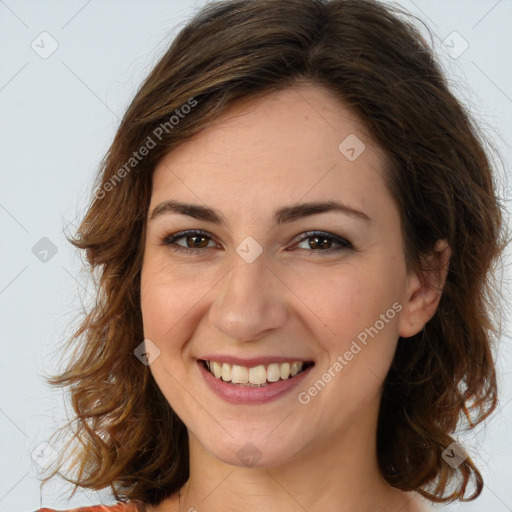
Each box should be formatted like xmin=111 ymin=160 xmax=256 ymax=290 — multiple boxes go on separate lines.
xmin=140 ymin=83 xmax=425 ymax=469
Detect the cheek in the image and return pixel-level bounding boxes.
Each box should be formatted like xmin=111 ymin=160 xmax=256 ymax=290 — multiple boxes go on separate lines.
xmin=294 ymin=264 xmax=401 ymax=341
xmin=140 ymin=256 xmax=208 ymax=337
xmin=140 ymin=260 xmax=204 ymax=412
xmin=300 ymin=262 xmax=405 ymax=387
xmin=141 ymin=265 xmax=180 ymax=355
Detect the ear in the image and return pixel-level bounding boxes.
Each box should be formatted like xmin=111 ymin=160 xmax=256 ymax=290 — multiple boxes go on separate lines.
xmin=398 ymin=239 xmax=451 ymax=338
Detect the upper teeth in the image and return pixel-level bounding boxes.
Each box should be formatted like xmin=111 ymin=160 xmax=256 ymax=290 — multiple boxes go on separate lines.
xmin=206 ymin=360 xmax=306 ymax=384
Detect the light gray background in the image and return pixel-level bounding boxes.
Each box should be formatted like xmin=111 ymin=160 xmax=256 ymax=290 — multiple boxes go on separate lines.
xmin=0 ymin=1 xmax=511 ymax=511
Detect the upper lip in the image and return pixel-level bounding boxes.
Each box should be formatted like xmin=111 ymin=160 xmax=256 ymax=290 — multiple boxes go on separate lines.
xmin=199 ymin=355 xmax=315 ymax=367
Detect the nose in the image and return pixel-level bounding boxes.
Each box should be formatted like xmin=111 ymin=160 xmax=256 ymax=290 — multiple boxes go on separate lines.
xmin=208 ymin=253 xmax=288 ymax=343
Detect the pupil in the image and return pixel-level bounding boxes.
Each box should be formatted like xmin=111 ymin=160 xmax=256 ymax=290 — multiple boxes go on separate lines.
xmin=190 ymin=235 xmax=206 ymax=248
xmin=311 ymin=236 xmax=329 ymax=249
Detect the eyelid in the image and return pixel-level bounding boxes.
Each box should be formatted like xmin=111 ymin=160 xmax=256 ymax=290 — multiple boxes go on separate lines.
xmin=161 ymin=228 xmax=353 ymax=255
xmin=290 ymin=230 xmax=353 ymax=250
xmin=162 ymin=229 xmax=220 ymax=249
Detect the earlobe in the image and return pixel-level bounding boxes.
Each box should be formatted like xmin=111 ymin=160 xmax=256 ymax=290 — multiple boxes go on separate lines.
xmin=398 ymin=239 xmax=451 ymax=338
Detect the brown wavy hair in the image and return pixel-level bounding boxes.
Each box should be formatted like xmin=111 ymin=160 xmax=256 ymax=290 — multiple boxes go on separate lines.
xmin=41 ymin=0 xmax=508 ymax=505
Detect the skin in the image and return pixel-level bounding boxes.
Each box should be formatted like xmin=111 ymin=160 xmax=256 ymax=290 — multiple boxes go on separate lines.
xmin=140 ymin=82 xmax=450 ymax=512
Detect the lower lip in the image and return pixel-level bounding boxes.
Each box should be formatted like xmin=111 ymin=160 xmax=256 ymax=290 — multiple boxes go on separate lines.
xmin=198 ymin=360 xmax=314 ymax=405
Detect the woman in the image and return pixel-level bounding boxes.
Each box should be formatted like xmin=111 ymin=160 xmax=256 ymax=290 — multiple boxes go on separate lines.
xmin=36 ymin=0 xmax=507 ymax=511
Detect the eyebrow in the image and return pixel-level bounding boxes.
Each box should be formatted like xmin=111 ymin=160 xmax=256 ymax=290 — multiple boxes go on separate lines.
xmin=149 ymin=199 xmax=371 ymax=225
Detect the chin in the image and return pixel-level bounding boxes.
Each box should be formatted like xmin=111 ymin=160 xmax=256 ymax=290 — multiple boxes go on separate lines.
xmin=202 ymin=435 xmax=302 ymax=469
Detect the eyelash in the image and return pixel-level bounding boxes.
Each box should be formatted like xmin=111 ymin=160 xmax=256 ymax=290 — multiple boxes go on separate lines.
xmin=161 ymin=229 xmax=353 ymax=255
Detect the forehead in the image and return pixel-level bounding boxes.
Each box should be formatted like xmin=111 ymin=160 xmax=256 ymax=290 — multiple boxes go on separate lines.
xmin=150 ymin=84 xmax=395 ymax=229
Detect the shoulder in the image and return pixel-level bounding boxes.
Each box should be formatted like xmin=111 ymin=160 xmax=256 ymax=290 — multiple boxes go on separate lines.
xmin=35 ymin=500 xmax=144 ymax=512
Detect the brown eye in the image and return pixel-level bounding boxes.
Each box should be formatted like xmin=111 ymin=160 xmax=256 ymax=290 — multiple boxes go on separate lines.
xmin=182 ymin=234 xmax=210 ymax=249
xmin=163 ymin=230 xmax=217 ymax=254
xmin=293 ymin=231 xmax=353 ymax=253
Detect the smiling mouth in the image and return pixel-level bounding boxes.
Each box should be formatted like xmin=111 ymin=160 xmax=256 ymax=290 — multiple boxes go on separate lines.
xmin=200 ymin=359 xmax=315 ymax=387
